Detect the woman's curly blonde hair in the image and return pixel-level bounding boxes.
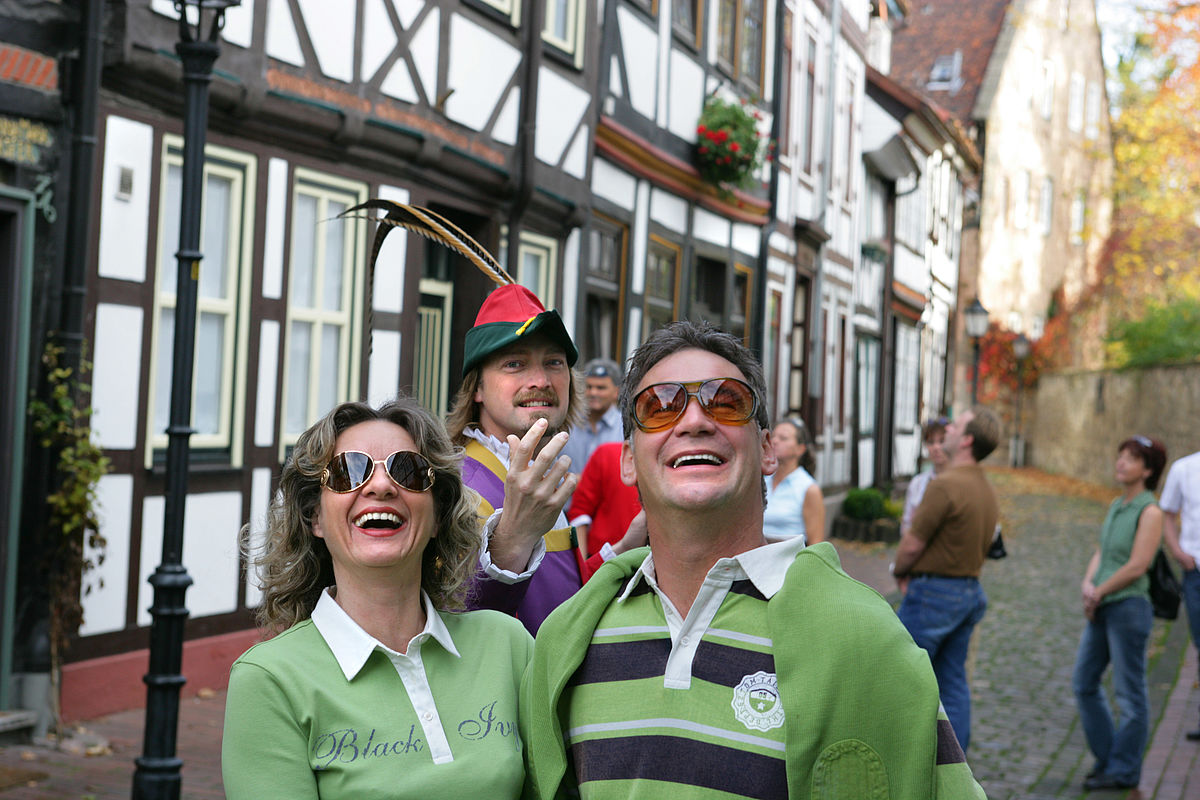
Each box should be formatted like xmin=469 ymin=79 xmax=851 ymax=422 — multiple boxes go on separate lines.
xmin=247 ymin=398 xmax=481 ymax=633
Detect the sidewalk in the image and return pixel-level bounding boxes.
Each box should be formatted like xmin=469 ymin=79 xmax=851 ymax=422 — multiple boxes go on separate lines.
xmin=0 ymin=467 xmax=1197 ymax=799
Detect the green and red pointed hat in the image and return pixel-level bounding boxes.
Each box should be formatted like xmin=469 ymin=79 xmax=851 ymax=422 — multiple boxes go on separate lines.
xmin=462 ymin=284 xmax=578 ymax=376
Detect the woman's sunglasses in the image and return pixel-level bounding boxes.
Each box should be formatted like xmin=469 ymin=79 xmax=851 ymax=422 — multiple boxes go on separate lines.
xmin=321 ymin=450 xmax=435 ymax=494
xmin=632 ymin=377 xmax=758 ymax=432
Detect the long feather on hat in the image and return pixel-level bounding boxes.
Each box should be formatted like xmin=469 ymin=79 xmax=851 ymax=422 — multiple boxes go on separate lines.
xmin=341 ymin=199 xmax=515 ymax=286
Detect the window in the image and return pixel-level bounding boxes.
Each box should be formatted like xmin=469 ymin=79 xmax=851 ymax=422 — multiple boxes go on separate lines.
xmin=856 ymin=337 xmax=879 ymax=437
xmin=281 ymin=169 xmax=367 ymax=444
xmin=927 ymin=51 xmax=962 ymax=91
xmin=1013 ymin=170 xmax=1030 ymax=229
xmin=1085 ymin=82 xmax=1101 ymax=140
xmin=779 ymin=11 xmax=792 ymax=155
xmin=689 ymin=255 xmax=726 ymax=325
xmin=893 ymin=322 xmax=919 ymax=435
xmin=717 ymin=0 xmax=765 ymax=90
xmin=1040 ymin=60 xmax=1055 ymax=120
xmin=801 ymin=35 xmax=818 ymax=174
xmin=787 ymin=274 xmax=809 ymax=416
xmin=896 ymin=175 xmax=925 ymax=250
xmin=843 ymin=73 xmax=856 ymax=202
xmin=517 ymin=232 xmax=559 ymax=305
xmin=730 ymin=263 xmax=752 ymax=344
xmin=1070 ymin=191 xmax=1086 ymax=245
xmin=672 ymin=0 xmax=701 ymax=43
xmin=644 ymin=236 xmax=680 ymax=338
xmin=1068 ymin=72 xmax=1084 ymax=133
xmin=1039 ymin=177 xmax=1054 ymax=235
xmin=146 ymin=137 xmax=256 ymax=466
xmin=766 ymin=288 xmax=782 ymax=414
xmin=582 ymin=213 xmax=627 ymax=361
xmin=543 ymin=0 xmax=584 ymax=62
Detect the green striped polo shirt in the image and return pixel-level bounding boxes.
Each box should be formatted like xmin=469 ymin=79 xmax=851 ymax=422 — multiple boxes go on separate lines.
xmin=563 ymin=539 xmax=804 ymax=799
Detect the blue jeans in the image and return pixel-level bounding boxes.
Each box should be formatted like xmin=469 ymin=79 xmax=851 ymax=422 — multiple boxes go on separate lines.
xmin=897 ymin=575 xmax=987 ymax=751
xmin=1072 ymin=596 xmax=1153 ymax=785
xmin=1184 ymin=568 xmax=1200 ymax=686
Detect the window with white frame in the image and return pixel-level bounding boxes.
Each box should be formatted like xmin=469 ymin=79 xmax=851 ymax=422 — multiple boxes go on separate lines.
xmin=801 ymin=34 xmax=818 ymax=174
xmin=519 ymin=232 xmax=559 ymax=305
xmin=894 ymin=323 xmax=920 ymax=434
xmin=543 ymin=0 xmax=584 ymax=62
xmin=1040 ymin=60 xmax=1055 ymax=120
xmin=896 ymin=175 xmax=925 ymax=251
xmin=1085 ymin=81 xmax=1101 ymax=140
xmin=147 ymin=138 xmax=256 ymax=465
xmin=281 ymin=170 xmax=367 ymax=444
xmin=1068 ymin=72 xmax=1085 ymax=132
xmin=582 ymin=213 xmax=627 ymax=362
xmin=1040 ymin=177 xmax=1054 ymax=235
xmin=1070 ymin=191 xmax=1086 ymax=244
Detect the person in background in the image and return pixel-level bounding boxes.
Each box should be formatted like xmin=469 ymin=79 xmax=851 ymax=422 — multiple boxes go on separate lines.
xmin=902 ymin=417 xmax=950 ymax=534
xmin=762 ymin=416 xmax=825 ymax=544
xmin=1073 ymin=435 xmax=1167 ymax=791
xmin=567 ymin=441 xmax=643 ymax=560
xmin=222 ymin=399 xmax=532 ymax=799
xmin=1159 ymin=446 xmax=1200 ymax=741
xmin=521 ymin=321 xmax=986 ymax=799
xmin=444 ymin=283 xmax=584 ymax=635
xmin=559 ymin=358 xmax=624 ymax=475
xmin=892 ymin=405 xmax=1002 ymax=753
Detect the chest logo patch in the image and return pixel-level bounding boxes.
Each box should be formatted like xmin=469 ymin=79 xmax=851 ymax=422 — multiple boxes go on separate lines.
xmin=732 ymin=670 xmax=785 ymax=731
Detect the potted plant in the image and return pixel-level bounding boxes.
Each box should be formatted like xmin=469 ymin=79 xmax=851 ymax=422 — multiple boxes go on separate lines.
xmin=832 ymin=487 xmax=902 ymax=543
xmin=694 ymin=94 xmax=771 ymax=191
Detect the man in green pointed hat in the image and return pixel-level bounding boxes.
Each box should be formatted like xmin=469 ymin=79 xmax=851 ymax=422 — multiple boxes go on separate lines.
xmin=446 ymin=283 xmax=586 ymax=634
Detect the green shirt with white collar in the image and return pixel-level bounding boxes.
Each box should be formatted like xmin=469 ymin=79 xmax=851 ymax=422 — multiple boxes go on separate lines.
xmin=222 ymin=590 xmax=532 ymax=799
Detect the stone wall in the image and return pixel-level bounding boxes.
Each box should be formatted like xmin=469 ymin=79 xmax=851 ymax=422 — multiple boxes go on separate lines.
xmin=1031 ymin=363 xmax=1200 ymax=487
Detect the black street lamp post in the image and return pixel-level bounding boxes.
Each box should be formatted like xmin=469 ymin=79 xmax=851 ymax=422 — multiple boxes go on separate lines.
xmin=1011 ymin=333 xmax=1031 ymax=467
xmin=964 ymin=298 xmax=989 ymax=406
xmin=132 ymin=3 xmax=239 ymax=798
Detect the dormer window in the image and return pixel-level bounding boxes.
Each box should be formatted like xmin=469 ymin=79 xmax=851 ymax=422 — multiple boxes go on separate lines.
xmin=927 ymin=50 xmax=962 ymax=92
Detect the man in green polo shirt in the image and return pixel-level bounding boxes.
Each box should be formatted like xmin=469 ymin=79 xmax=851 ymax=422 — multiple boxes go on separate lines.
xmin=521 ymin=321 xmax=987 ymax=799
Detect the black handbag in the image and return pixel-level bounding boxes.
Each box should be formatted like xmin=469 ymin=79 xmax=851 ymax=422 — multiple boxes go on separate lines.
xmin=1148 ymin=549 xmax=1182 ymax=620
xmin=985 ymin=525 xmax=1007 ymax=560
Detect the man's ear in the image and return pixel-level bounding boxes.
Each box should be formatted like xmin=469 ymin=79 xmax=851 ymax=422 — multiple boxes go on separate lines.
xmin=760 ymin=427 xmax=778 ymax=477
xmin=620 ymin=440 xmax=638 ymax=487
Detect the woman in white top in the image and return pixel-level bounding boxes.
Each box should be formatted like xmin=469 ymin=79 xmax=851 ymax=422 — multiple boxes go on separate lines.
xmin=763 ymin=417 xmax=825 ymax=543
xmin=902 ymin=417 xmax=949 ymax=534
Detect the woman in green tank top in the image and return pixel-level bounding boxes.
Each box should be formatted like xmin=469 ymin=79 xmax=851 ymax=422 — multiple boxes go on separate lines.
xmin=1072 ymin=435 xmax=1167 ymax=792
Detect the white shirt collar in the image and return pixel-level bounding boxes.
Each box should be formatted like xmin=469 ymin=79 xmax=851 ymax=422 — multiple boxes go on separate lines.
xmin=617 ymin=535 xmax=807 ymax=603
xmin=462 ymin=426 xmax=510 ymax=467
xmin=310 ymin=588 xmax=460 ymax=681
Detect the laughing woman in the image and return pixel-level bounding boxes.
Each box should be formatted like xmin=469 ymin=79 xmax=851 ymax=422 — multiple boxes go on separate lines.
xmin=1072 ymin=435 xmax=1167 ymax=792
xmin=222 ymin=399 xmax=532 ymax=799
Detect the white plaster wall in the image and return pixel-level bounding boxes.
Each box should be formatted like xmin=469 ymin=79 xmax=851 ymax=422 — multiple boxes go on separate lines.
xmin=79 ymin=474 xmax=133 ymax=636
xmin=894 ymin=246 xmax=930 ymax=294
xmin=255 ymin=320 xmax=280 ymax=447
xmin=536 ymin=68 xmax=590 ymax=167
xmin=617 ymin=6 xmax=658 ymax=120
xmin=244 ymin=468 xmax=272 ymax=608
xmin=630 ymin=181 xmax=651 ymax=296
xmin=409 ymin=7 xmax=440 ymax=102
xmin=692 ymin=207 xmax=731 ymax=248
xmin=367 ymin=330 xmax=402 ymax=407
xmin=266 ymin=0 xmax=305 ymax=68
xmin=666 ymin=49 xmax=704 ymax=141
xmin=446 ymin=14 xmax=520 ymax=132
xmin=363 ymin=0 xmax=401 ymax=82
xmin=138 ymin=492 xmax=243 ymax=626
xmin=591 ymin=158 xmax=637 ymax=210
xmin=732 ymin=223 xmax=760 ymax=258
xmin=493 ymin=88 xmax=521 ymax=145
xmin=262 ymin=157 xmax=289 ymax=300
xmin=92 ymin=303 xmax=144 ymax=450
xmin=297 ymin=0 xmax=355 ymax=82
xmin=562 ymin=127 xmax=589 ymax=180
xmin=98 ymin=116 xmax=153 ymax=283
xmin=152 ymin=0 xmax=255 ymax=48
xmin=649 ymin=188 xmax=687 ymax=234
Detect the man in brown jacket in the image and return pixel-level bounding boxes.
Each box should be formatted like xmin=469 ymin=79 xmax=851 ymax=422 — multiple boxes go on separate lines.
xmin=892 ymin=405 xmax=1001 ymax=753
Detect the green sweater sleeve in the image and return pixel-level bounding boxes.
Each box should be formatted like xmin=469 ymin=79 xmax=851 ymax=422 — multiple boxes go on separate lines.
xmin=222 ymin=660 xmax=320 ymax=800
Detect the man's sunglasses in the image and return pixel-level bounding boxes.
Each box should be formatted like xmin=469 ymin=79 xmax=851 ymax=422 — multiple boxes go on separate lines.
xmin=321 ymin=450 xmax=436 ymax=494
xmin=632 ymin=378 xmax=758 ymax=432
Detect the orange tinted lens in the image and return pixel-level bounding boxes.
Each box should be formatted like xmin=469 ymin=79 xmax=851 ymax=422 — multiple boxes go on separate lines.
xmin=325 ymin=451 xmax=372 ymax=492
xmin=700 ymin=379 xmax=756 ymax=423
xmin=634 ymin=383 xmax=687 ymax=431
